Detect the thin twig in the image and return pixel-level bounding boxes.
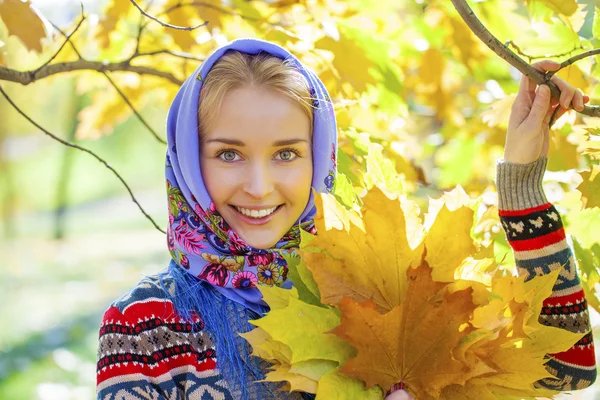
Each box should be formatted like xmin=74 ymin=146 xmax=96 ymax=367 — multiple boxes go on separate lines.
xmin=103 ymin=72 xmax=167 ymax=144
xmin=48 ymin=20 xmax=82 ymax=59
xmin=135 ymin=49 xmax=204 ymax=62
xmin=133 ymin=0 xmax=156 ymax=55
xmin=134 ymin=13 xmax=146 ymax=55
xmin=0 ymin=85 xmax=166 ymax=234
xmin=505 ymin=40 xmax=585 ymax=63
xmin=34 ymin=9 xmax=86 ymax=74
xmin=130 ymin=0 xmax=208 ymax=30
xmin=140 ymin=0 xmax=282 ymax=31
xmin=549 ymin=104 xmax=562 ymax=127
xmin=450 ymin=0 xmax=600 ymax=118
xmin=546 ymin=49 xmax=600 ymax=79
xmin=155 ymin=1 xmax=259 ymax=23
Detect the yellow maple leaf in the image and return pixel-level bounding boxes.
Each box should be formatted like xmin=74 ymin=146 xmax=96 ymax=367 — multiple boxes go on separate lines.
xmin=162 ymin=0 xmax=232 ymax=50
xmin=264 ymin=362 xmax=319 ymax=393
xmin=556 ymin=64 xmax=590 ymax=94
xmin=301 ymin=187 xmax=423 ymax=311
xmin=333 ymin=266 xmax=478 ymax=398
xmin=95 ymin=0 xmax=131 ymax=49
xmin=0 ymin=0 xmax=47 ymax=52
xmin=425 ymin=203 xmax=476 ymax=282
xmin=315 ymin=24 xmax=379 ymax=93
xmin=527 ymin=0 xmax=578 ymax=16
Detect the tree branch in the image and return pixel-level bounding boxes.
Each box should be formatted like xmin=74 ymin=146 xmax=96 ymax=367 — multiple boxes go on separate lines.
xmin=130 ymin=0 xmax=208 ymax=30
xmin=0 ymin=60 xmax=183 ymax=85
xmin=103 ymin=71 xmax=166 ymax=144
xmin=0 ymin=85 xmax=166 ymax=234
xmin=450 ymin=0 xmax=600 ymax=118
xmin=546 ymin=49 xmax=600 ymax=79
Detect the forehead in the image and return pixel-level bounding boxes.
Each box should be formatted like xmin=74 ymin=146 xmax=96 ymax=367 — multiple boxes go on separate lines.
xmin=203 ymin=86 xmax=311 ymax=144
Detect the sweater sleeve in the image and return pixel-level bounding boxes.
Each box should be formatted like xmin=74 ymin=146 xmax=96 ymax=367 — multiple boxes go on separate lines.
xmin=96 ymin=299 xmax=233 ymax=400
xmin=496 ymin=156 xmax=597 ymax=391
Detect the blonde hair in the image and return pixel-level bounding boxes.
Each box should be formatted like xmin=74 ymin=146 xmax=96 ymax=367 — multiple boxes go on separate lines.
xmin=198 ymin=51 xmax=314 ymax=137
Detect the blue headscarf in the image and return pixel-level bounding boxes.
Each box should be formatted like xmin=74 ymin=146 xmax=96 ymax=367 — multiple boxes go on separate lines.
xmin=162 ymin=38 xmax=337 ymax=398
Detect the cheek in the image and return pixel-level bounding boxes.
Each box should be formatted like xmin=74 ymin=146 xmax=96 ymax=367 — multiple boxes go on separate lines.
xmin=279 ymin=162 xmax=313 ymax=203
xmin=200 ymin=159 xmax=230 ymax=203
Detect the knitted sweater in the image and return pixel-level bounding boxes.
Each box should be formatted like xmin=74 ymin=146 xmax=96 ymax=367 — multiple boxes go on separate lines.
xmin=97 ymin=157 xmax=596 ymax=399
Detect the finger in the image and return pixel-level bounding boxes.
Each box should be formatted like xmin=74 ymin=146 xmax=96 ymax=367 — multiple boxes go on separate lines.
xmin=385 ymin=390 xmax=414 ymax=400
xmin=517 ymin=73 xmax=535 ymax=99
xmin=542 ymin=125 xmax=550 ymax=157
xmin=558 ymin=84 xmax=575 ymax=110
xmin=525 ymin=84 xmax=551 ymax=127
xmin=549 ymin=74 xmax=584 ymax=109
xmin=584 ymin=95 xmax=590 ymax=104
xmin=531 ymin=60 xmax=561 ymax=72
xmin=572 ymin=89 xmax=584 ymax=111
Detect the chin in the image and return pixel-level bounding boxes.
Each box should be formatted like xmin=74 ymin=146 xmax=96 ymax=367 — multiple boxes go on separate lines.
xmin=244 ymin=236 xmax=281 ymax=250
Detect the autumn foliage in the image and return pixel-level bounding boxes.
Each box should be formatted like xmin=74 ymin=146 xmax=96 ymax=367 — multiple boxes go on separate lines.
xmin=1 ymin=0 xmax=600 ymax=396
xmin=243 ymin=187 xmax=584 ymax=399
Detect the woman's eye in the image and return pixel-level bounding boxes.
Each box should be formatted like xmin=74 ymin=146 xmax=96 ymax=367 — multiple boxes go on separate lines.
xmin=276 ymin=150 xmax=297 ymax=161
xmin=218 ymin=151 xmax=240 ymax=162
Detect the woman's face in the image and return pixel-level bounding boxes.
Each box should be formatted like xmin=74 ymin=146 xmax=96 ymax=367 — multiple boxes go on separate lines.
xmin=200 ymin=86 xmax=313 ymax=249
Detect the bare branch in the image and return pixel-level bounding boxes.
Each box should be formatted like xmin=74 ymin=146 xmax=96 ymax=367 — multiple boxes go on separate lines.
xmin=0 ymin=60 xmax=183 ymax=85
xmin=505 ymin=40 xmax=585 ymax=63
xmin=134 ymin=0 xmax=158 ymax=55
xmin=140 ymin=0 xmax=283 ymax=32
xmin=48 ymin=20 xmax=82 ymax=59
xmin=546 ymin=49 xmax=600 ymax=79
xmin=136 ymin=49 xmax=204 ymax=62
xmin=35 ymin=10 xmax=86 ymax=74
xmin=549 ymin=103 xmax=561 ymax=127
xmin=103 ymin=71 xmax=167 ymax=144
xmin=450 ymin=0 xmax=600 ymax=118
xmin=160 ymin=1 xmax=260 ymax=21
xmin=130 ymin=0 xmax=208 ymax=30
xmin=0 ymin=85 xmax=166 ymax=234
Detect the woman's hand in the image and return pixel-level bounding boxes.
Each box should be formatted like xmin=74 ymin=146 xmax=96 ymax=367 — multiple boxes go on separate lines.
xmin=384 ymin=389 xmax=414 ymax=400
xmin=505 ymin=60 xmax=589 ymax=164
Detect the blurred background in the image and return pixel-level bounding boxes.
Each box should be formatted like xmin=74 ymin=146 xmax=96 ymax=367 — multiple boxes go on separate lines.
xmin=1 ymin=0 xmax=600 ymax=398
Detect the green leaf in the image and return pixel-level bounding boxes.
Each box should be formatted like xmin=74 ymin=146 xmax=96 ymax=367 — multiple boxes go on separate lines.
xmin=594 ymin=8 xmax=600 ymax=38
xmin=283 ymin=253 xmax=323 ymax=307
xmin=315 ymin=369 xmax=383 ymax=400
xmin=333 ymin=172 xmax=359 ymax=209
xmin=251 ymin=296 xmax=355 ymax=364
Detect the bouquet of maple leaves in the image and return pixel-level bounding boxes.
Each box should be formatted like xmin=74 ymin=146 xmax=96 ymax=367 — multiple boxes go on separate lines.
xmin=241 ymin=186 xmax=584 ymax=399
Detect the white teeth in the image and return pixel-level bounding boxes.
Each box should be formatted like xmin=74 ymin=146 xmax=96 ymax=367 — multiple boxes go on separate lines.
xmin=235 ymin=206 xmax=278 ymax=218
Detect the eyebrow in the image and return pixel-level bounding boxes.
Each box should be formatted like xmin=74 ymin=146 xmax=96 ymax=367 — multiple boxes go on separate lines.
xmin=204 ymin=138 xmax=309 ymax=146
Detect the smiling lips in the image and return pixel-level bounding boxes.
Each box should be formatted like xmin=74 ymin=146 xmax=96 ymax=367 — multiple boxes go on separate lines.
xmin=233 ymin=205 xmax=281 ymax=219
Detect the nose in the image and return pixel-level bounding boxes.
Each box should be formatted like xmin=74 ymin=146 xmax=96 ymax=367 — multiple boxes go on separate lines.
xmin=243 ymin=162 xmax=274 ymax=199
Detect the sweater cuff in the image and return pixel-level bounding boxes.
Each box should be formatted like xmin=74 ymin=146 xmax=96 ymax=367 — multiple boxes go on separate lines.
xmin=496 ymin=156 xmax=549 ymax=211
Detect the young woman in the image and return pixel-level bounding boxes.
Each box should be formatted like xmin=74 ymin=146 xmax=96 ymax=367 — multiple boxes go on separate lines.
xmin=96 ymin=39 xmax=595 ymax=399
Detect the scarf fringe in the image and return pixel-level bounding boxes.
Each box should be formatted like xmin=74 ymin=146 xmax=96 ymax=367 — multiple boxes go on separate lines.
xmin=160 ymin=260 xmax=272 ymax=399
